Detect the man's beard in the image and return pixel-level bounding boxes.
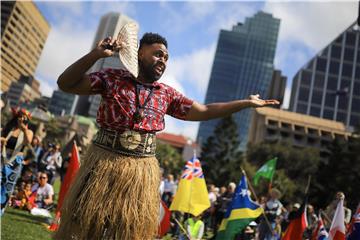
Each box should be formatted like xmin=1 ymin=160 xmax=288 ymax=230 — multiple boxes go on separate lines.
xmin=139 ymin=60 xmax=162 ymax=83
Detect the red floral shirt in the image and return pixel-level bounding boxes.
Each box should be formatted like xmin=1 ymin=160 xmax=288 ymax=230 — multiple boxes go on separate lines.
xmin=89 ymin=68 xmax=193 ymax=132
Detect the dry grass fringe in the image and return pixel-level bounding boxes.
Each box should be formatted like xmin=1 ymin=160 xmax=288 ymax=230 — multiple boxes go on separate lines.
xmin=53 ymin=144 xmax=160 ymax=240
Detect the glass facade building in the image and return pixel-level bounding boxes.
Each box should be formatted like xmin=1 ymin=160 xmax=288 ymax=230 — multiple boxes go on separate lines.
xmin=48 ymin=90 xmax=78 ymax=116
xmin=197 ymin=12 xmax=280 ymax=149
xmin=289 ymin=22 xmax=360 ymax=129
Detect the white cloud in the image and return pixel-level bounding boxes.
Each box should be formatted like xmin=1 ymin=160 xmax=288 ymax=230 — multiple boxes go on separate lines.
xmin=263 ymin=1 xmax=357 ymax=51
xmin=164 ymin=44 xmax=216 ymax=100
xmin=37 ymin=76 xmax=55 ymax=98
xmin=35 ymin=20 xmax=94 ymax=96
xmin=164 ymin=115 xmax=199 ymax=141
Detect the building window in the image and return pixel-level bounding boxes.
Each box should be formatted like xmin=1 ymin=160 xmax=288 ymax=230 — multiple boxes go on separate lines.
xmin=331 ymin=45 xmax=342 ymax=59
xmin=354 ymin=82 xmax=360 ymax=95
xmin=268 ymin=119 xmax=278 ymax=126
xmin=316 ymin=58 xmax=327 ymax=72
xmin=294 ymin=125 xmax=305 ymax=132
xmin=338 ymin=96 xmax=349 ymax=110
xmin=352 ymin=98 xmax=360 ymax=113
xmin=314 ymin=73 xmax=325 ymax=89
xmin=301 ymin=71 xmax=312 ymax=86
xmin=297 ymin=103 xmax=307 ymax=114
xmin=340 ymin=79 xmax=351 ymax=90
xmin=298 ymin=87 xmax=310 ymax=101
xmin=311 ymin=90 xmax=323 ymax=105
xmin=323 ymin=109 xmax=334 ymax=120
xmin=336 ymin=112 xmax=347 ymax=123
xmin=335 ymin=36 xmax=343 ymax=44
xmin=346 ymin=32 xmax=356 ymax=46
xmin=343 ymin=48 xmax=355 ymax=62
xmin=350 ymin=114 xmax=360 ymax=126
xmin=342 ymin=62 xmax=353 ymax=78
xmin=310 ymin=106 xmax=321 ymax=116
xmin=325 ymin=93 xmax=336 ymax=107
xmin=281 ymin=122 xmax=291 ymax=129
xmin=329 ymin=61 xmax=340 ymax=75
xmin=327 ymin=76 xmax=338 ymax=90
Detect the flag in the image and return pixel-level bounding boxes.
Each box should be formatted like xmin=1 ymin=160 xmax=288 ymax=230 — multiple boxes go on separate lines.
xmin=48 ymin=141 xmax=80 ymax=232
xmin=158 ymin=200 xmax=171 ymax=237
xmin=329 ymin=199 xmax=346 ymax=240
xmin=170 ymin=156 xmax=210 ymax=216
xmin=253 ymin=157 xmax=277 ymax=186
xmin=346 ymin=203 xmax=360 ymax=240
xmin=216 ymin=175 xmax=263 ymax=240
xmin=312 ymin=214 xmax=328 ymax=240
xmin=282 ymin=199 xmax=308 ymax=240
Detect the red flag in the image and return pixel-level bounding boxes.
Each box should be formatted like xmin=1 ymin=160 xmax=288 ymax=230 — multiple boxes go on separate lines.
xmin=48 ymin=141 xmax=80 ymax=232
xmin=158 ymin=200 xmax=171 ymax=237
xmin=329 ymin=199 xmax=345 ymax=240
xmin=282 ymin=205 xmax=308 ymax=240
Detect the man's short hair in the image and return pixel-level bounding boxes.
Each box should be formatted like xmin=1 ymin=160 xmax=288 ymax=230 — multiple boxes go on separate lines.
xmin=139 ymin=33 xmax=167 ymax=49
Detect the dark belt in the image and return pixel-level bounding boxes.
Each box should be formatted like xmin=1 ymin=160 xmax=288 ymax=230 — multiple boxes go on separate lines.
xmin=92 ymin=128 xmax=156 ymax=157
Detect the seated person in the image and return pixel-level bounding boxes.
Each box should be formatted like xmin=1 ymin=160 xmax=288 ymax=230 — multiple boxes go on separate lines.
xmin=11 ymin=183 xmax=32 ymax=209
xmin=27 ymin=172 xmax=54 ymax=211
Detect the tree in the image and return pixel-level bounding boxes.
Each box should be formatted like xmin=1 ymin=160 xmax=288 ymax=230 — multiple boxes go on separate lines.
xmin=200 ymin=115 xmax=243 ymax=186
xmin=156 ymin=142 xmax=184 ymax=177
xmin=313 ymin=135 xmax=360 ymax=210
xmin=247 ymin=141 xmax=321 ymax=203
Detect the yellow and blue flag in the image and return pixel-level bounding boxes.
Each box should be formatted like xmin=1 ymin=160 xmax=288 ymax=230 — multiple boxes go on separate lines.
xmin=170 ymin=156 xmax=210 ymax=216
xmin=216 ymin=175 xmax=263 ymax=240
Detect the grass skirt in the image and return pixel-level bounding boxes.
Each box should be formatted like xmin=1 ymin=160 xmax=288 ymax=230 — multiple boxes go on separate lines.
xmin=53 ymin=144 xmax=160 ymax=240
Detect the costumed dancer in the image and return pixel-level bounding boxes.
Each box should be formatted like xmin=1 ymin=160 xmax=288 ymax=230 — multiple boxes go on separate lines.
xmin=1 ymin=108 xmax=33 ymax=215
xmin=54 ymin=27 xmax=279 ymax=239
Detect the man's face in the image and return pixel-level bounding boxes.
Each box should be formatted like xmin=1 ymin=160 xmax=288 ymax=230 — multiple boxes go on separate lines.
xmin=39 ymin=174 xmax=48 ymax=186
xmin=138 ymin=43 xmax=168 ymax=83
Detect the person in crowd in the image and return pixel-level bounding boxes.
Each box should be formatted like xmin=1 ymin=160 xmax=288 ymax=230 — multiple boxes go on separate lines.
xmin=163 ymin=174 xmax=177 ymax=206
xmin=304 ymin=204 xmax=318 ymax=239
xmin=324 ymin=191 xmax=352 ymax=227
xmin=1 ymin=108 xmax=33 ymax=214
xmin=60 ymin=151 xmax=71 ymax=182
xmin=54 ymin=30 xmax=279 ymax=239
xmin=185 ymin=214 xmax=205 ymax=240
xmin=258 ymin=188 xmax=283 ymax=240
xmin=27 ymin=172 xmax=54 ymax=213
xmin=40 ymin=143 xmax=62 ymax=185
xmin=11 ymin=183 xmax=32 ymax=209
xmin=31 ymin=136 xmax=44 ymax=174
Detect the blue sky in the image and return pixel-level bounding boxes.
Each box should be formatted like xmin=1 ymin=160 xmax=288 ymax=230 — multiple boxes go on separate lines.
xmin=34 ymin=1 xmax=357 ymax=140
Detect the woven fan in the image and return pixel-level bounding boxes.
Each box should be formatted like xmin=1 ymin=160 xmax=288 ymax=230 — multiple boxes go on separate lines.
xmin=116 ymin=22 xmax=139 ymax=78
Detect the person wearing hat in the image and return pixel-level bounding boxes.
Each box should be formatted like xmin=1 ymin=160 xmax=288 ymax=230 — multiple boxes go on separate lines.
xmin=1 ymin=108 xmax=33 ymax=215
xmin=258 ymin=188 xmax=283 ymax=240
xmin=54 ymin=30 xmax=279 ymax=239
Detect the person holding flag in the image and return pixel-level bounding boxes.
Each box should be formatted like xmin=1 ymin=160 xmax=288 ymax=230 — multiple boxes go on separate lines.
xmin=216 ymin=174 xmax=263 ymax=240
xmin=311 ymin=212 xmax=329 ymax=240
xmin=346 ymin=203 xmax=360 ymax=240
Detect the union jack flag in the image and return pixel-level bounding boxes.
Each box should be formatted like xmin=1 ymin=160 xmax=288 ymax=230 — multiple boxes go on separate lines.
xmin=181 ymin=157 xmax=204 ymax=180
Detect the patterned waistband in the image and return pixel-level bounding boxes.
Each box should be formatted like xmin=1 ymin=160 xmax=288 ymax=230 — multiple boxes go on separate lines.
xmin=92 ymin=128 xmax=156 ymax=157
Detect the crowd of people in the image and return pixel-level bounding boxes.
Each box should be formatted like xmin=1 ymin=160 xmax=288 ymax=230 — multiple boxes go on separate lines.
xmin=160 ymin=172 xmax=354 ymax=240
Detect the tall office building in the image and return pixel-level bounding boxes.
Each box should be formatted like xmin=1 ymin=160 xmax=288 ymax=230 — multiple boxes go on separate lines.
xmin=289 ymin=22 xmax=360 ymax=130
xmin=75 ymin=12 xmax=136 ymax=118
xmin=1 ymin=1 xmax=50 ymax=92
xmin=268 ymin=70 xmax=287 ymax=109
xmin=197 ymin=12 xmax=280 ymax=149
xmin=48 ymin=90 xmax=78 ymax=116
xmin=7 ymin=75 xmax=41 ymax=107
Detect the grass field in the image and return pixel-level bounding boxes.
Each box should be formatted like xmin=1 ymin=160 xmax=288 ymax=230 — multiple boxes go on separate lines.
xmin=1 ymin=179 xmax=213 ymax=240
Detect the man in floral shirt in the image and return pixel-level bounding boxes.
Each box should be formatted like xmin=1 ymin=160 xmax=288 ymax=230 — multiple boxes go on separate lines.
xmin=55 ymin=32 xmax=279 ymax=240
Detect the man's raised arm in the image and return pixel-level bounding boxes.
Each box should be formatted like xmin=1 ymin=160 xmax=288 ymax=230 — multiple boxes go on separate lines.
xmin=57 ymin=37 xmax=120 ymax=95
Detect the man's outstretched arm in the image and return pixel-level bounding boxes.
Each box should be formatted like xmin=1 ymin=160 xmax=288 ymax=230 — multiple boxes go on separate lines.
xmin=57 ymin=37 xmax=119 ymax=95
xmin=185 ymin=94 xmax=280 ymax=121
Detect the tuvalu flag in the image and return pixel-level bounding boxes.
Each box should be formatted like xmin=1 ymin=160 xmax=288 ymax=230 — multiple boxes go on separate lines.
xmin=170 ymin=156 xmax=210 ymax=216
xmin=253 ymin=157 xmax=277 ymax=186
xmin=216 ymin=174 xmax=263 ymax=240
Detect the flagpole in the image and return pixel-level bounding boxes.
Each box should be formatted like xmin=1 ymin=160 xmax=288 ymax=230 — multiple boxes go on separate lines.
xmin=173 ymin=217 xmax=191 ymax=240
xmin=241 ymin=168 xmax=275 ymax=236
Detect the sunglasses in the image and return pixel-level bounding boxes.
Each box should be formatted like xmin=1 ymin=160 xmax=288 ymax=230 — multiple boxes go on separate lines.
xmin=39 ymin=176 xmax=47 ymax=179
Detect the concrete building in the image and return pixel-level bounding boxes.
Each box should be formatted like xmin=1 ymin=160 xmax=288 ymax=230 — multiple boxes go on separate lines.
xmin=268 ymin=70 xmax=287 ymax=109
xmin=289 ymin=21 xmax=360 ymax=130
xmin=7 ymin=75 xmax=41 ymax=107
xmin=157 ymin=132 xmax=200 ymax=161
xmin=248 ymin=107 xmax=352 ymax=158
xmin=1 ymin=1 xmax=50 ymax=92
xmin=197 ymin=12 xmax=280 ymax=149
xmin=48 ymin=90 xmax=78 ymax=116
xmin=75 ymin=12 xmax=136 ymax=118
